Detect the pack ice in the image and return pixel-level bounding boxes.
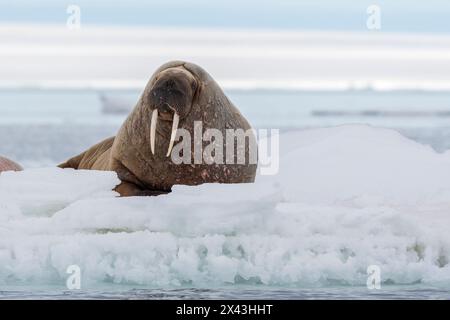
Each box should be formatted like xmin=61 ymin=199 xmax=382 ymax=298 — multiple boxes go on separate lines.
xmin=1 ymin=125 xmax=450 ymax=287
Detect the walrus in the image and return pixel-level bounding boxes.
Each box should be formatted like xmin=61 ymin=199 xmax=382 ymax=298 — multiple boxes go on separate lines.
xmin=0 ymin=156 xmax=23 ymax=173
xmin=59 ymin=61 xmax=257 ymax=196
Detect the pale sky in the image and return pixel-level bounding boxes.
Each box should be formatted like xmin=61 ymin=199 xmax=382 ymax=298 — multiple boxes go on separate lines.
xmin=0 ymin=0 xmax=449 ymax=33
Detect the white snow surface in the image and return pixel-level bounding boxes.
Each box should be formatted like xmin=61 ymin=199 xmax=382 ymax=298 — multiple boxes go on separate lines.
xmin=1 ymin=125 xmax=450 ymax=287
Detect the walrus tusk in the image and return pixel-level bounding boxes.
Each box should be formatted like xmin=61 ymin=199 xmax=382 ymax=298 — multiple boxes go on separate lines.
xmin=166 ymin=113 xmax=179 ymax=157
xmin=150 ymin=109 xmax=158 ymax=155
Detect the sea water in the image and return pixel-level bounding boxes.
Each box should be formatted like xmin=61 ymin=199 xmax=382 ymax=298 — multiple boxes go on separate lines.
xmin=1 ymin=89 xmax=450 ymax=167
xmin=1 ymin=89 xmax=450 ymax=299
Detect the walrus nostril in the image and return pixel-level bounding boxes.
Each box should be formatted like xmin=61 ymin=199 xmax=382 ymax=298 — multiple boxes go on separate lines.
xmin=164 ymin=79 xmax=176 ymax=90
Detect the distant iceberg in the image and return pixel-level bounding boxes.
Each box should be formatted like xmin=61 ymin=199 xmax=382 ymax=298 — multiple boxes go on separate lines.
xmin=99 ymin=93 xmax=133 ymax=114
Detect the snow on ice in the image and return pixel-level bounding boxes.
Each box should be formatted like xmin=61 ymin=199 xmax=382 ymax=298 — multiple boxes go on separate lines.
xmin=1 ymin=125 xmax=450 ymax=287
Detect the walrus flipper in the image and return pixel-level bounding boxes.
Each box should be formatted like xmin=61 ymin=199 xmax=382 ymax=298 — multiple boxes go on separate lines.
xmin=58 ymin=151 xmax=87 ymax=169
xmin=114 ymin=181 xmax=170 ymax=197
xmin=110 ymin=160 xmax=171 ymax=197
xmin=58 ymin=137 xmax=115 ymax=169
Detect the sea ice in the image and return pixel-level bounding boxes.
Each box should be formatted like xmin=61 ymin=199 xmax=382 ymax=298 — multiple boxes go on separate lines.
xmin=1 ymin=125 xmax=450 ymax=287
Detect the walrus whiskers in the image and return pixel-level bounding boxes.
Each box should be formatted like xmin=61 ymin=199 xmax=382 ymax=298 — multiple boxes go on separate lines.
xmin=166 ymin=113 xmax=179 ymax=157
xmin=150 ymin=109 xmax=158 ymax=155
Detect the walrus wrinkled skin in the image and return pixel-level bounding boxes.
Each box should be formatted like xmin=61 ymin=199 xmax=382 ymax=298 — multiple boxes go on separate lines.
xmin=59 ymin=61 xmax=257 ymax=196
xmin=0 ymin=156 xmax=23 ymax=173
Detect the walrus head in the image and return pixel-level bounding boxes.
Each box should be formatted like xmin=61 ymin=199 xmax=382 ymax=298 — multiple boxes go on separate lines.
xmin=111 ymin=61 xmax=257 ymax=192
xmin=147 ymin=67 xmax=198 ymax=157
xmin=149 ymin=67 xmax=197 ymax=120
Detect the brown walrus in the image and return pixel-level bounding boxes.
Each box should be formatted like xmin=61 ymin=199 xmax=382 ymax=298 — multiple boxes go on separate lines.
xmin=0 ymin=156 xmax=23 ymax=173
xmin=59 ymin=61 xmax=257 ymax=196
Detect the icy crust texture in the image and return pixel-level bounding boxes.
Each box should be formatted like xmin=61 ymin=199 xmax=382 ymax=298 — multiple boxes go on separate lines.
xmin=1 ymin=125 xmax=450 ymax=287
